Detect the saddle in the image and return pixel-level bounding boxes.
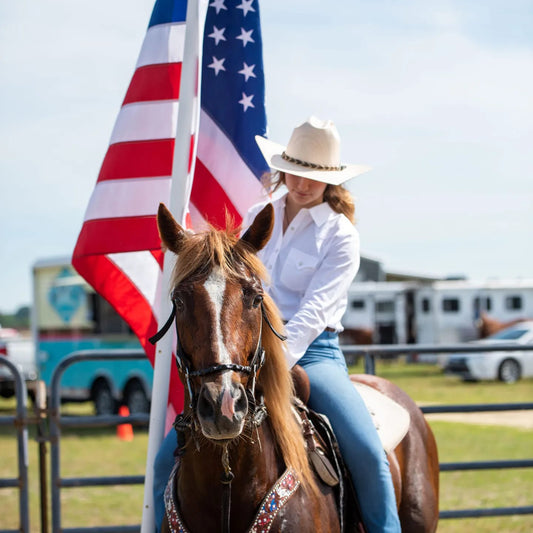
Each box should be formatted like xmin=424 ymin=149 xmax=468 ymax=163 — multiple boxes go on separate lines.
xmin=291 ymin=365 xmax=410 ymax=454
xmin=290 ymin=365 xmax=410 ymax=533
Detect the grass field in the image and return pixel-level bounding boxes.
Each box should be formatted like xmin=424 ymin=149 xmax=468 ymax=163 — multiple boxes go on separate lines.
xmin=0 ymin=360 xmax=532 ymax=532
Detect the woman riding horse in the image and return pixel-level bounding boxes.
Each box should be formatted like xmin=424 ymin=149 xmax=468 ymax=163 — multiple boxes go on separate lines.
xmin=152 ymin=117 xmax=438 ymax=532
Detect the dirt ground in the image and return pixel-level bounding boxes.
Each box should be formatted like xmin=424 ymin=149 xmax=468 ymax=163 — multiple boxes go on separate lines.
xmin=425 ymin=410 xmax=533 ymax=429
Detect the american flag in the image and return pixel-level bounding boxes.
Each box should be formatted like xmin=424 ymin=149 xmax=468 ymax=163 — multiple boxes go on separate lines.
xmin=72 ymin=0 xmax=268 ymax=413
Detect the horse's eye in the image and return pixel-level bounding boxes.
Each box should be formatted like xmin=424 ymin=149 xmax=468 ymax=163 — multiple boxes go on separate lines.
xmin=252 ymin=294 xmax=263 ymax=309
xmin=172 ymin=292 xmax=184 ymax=311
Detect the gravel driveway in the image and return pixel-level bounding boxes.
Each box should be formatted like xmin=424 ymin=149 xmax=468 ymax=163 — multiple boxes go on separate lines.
xmin=424 ymin=410 xmax=533 ymax=429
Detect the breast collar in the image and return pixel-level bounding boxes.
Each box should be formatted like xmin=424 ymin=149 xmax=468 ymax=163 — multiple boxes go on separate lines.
xmin=164 ymin=462 xmax=300 ymax=533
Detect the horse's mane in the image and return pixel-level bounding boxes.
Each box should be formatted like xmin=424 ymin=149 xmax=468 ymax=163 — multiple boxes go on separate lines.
xmin=170 ymin=226 xmax=316 ymax=493
xmin=258 ymin=294 xmax=316 ymax=493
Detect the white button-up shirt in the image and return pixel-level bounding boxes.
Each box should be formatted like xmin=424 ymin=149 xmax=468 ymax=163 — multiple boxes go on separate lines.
xmin=244 ymin=193 xmax=360 ymax=367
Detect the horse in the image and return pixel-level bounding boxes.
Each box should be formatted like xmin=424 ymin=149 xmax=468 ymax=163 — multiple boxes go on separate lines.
xmin=339 ymin=327 xmax=374 ymax=346
xmin=154 ymin=202 xmax=439 ymax=533
xmin=477 ymin=312 xmax=528 ymax=339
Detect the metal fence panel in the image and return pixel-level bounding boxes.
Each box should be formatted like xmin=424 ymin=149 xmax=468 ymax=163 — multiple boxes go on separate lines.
xmin=0 ymin=357 xmax=30 ymax=533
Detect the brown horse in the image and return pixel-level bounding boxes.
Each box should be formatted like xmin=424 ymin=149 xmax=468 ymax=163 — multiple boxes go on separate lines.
xmin=477 ymin=312 xmax=529 ymax=339
xmin=340 ymin=327 xmax=374 ymax=346
xmin=155 ymin=202 xmax=439 ymax=533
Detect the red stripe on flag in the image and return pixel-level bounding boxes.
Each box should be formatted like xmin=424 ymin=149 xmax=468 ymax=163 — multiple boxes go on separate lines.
xmin=191 ymin=159 xmax=241 ymax=229
xmin=152 ymin=249 xmax=165 ymax=269
xmin=188 ymin=134 xmax=195 ymax=173
xmin=73 ymin=216 xmax=160 ymax=256
xmin=123 ymin=63 xmax=182 ymax=104
xmin=71 ymin=254 xmax=184 ymax=412
xmin=98 ymin=139 xmax=175 ymax=181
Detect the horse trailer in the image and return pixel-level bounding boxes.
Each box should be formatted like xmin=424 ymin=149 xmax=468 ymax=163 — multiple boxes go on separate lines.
xmin=343 ymin=279 xmax=533 ymax=348
xmin=32 ymin=257 xmax=153 ymax=414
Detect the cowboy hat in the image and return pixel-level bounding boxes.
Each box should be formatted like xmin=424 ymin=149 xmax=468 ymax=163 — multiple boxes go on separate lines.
xmin=255 ymin=116 xmax=371 ymax=186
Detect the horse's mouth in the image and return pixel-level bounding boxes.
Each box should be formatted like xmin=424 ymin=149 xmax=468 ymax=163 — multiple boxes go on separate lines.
xmin=198 ymin=417 xmax=245 ymax=442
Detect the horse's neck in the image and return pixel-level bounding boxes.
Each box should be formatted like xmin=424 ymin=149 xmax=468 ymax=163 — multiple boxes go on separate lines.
xmin=177 ymin=421 xmax=284 ymax=530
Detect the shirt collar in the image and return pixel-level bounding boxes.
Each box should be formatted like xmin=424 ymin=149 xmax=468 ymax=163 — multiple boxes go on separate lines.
xmin=309 ymin=201 xmax=334 ymax=226
xmin=279 ymin=192 xmax=334 ymax=227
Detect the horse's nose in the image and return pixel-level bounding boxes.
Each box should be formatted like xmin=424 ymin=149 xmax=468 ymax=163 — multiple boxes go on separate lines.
xmin=197 ymin=381 xmax=248 ymax=436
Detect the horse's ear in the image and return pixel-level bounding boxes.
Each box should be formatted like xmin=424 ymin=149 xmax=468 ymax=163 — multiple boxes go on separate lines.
xmin=240 ymin=203 xmax=274 ymax=252
xmin=157 ymin=203 xmax=187 ymax=254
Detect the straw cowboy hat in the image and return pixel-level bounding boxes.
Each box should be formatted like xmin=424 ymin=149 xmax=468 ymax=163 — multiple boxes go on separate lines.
xmin=255 ymin=116 xmax=371 ymax=186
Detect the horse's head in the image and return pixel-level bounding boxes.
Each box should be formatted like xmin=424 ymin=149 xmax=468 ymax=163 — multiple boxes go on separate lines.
xmin=156 ymin=203 xmax=276 ymax=442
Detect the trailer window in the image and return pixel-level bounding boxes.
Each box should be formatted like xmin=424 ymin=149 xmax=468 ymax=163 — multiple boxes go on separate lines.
xmin=89 ymin=294 xmax=133 ymax=335
xmin=442 ymin=298 xmax=460 ymax=313
xmin=351 ymin=299 xmax=366 ymax=310
xmin=376 ymin=301 xmax=395 ymax=313
xmin=421 ymin=298 xmax=431 ymax=313
xmin=505 ymin=295 xmax=523 ymax=311
xmin=474 ymin=296 xmax=492 ymax=314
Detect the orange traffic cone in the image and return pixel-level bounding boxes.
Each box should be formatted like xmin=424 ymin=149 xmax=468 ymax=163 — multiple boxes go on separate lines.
xmin=117 ymin=405 xmax=134 ymax=441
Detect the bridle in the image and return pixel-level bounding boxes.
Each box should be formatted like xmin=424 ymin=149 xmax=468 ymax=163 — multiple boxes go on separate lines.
xmin=149 ymin=295 xmax=286 ymax=409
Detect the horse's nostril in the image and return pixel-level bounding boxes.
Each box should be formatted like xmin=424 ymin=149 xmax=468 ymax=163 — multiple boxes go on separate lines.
xmin=235 ymin=387 xmax=248 ymax=414
xmin=197 ymin=389 xmax=214 ymax=420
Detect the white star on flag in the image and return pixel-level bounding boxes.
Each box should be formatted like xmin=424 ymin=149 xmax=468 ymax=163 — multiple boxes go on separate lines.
xmin=208 ymin=26 xmax=226 ymax=45
xmin=238 ymin=92 xmax=255 ymax=111
xmin=238 ymin=62 xmax=256 ymax=82
xmin=208 ymin=56 xmax=226 ymax=75
xmin=236 ymin=0 xmax=255 ymax=17
xmin=236 ymin=27 xmax=255 ymax=47
xmin=210 ymin=0 xmax=227 ymax=15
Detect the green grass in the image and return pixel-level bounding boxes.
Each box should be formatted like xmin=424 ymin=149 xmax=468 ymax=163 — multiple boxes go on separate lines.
xmin=0 ymin=424 xmax=149 ymax=531
xmin=348 ymin=357 xmax=533 ymax=405
xmin=0 ymin=361 xmax=532 ymax=532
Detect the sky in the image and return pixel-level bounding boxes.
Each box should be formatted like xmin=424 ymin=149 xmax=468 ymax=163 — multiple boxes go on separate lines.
xmin=1 ymin=0 xmax=532 ymax=314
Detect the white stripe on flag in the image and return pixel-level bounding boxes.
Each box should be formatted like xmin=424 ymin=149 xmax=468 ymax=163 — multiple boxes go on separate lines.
xmin=110 ymin=101 xmax=179 ymax=144
xmin=107 ymin=251 xmax=162 ymax=312
xmin=136 ymin=22 xmax=186 ymax=68
xmin=188 ymin=202 xmax=210 ymax=232
xmin=84 ymin=178 xmax=171 ymax=221
xmin=197 ymin=110 xmax=265 ymax=218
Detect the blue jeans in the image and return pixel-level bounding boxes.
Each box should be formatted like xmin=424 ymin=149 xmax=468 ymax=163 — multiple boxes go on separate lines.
xmin=299 ymin=330 xmax=400 ymax=532
xmin=153 ymin=331 xmax=400 ymax=532
xmin=153 ymin=430 xmax=176 ymax=532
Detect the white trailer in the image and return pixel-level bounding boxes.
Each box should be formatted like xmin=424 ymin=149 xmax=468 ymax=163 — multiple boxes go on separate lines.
xmin=342 ymin=279 xmax=533 ymax=349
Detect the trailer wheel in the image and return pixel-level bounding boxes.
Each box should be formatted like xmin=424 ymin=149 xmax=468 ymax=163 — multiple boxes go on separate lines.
xmin=93 ymin=380 xmax=116 ymax=416
xmin=498 ymin=358 xmax=521 ymax=384
xmin=125 ymin=381 xmax=150 ymax=414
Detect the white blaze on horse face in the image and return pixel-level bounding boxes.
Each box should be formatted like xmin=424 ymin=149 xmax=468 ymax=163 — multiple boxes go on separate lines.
xmin=203 ymin=266 xmax=233 ymax=369
xmin=203 ymin=268 xmax=236 ymax=421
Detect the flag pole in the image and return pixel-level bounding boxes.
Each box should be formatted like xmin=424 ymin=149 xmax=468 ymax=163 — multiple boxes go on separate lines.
xmin=141 ymin=1 xmax=207 ymax=531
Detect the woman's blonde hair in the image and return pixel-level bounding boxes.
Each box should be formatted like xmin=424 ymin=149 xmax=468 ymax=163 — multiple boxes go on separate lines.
xmin=262 ymin=171 xmax=356 ymax=224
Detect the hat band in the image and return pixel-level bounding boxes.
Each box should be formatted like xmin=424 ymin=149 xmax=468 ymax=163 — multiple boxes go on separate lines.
xmin=281 ymin=151 xmax=346 ymax=172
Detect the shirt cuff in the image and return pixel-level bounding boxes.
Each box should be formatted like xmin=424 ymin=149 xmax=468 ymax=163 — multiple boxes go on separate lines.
xmin=282 ymin=344 xmax=301 ymax=369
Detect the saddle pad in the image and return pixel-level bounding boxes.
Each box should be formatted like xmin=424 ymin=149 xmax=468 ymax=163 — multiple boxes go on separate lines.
xmin=352 ymin=382 xmax=410 ymax=454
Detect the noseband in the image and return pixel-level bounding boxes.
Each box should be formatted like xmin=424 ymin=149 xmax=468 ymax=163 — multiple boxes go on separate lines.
xmin=149 ymin=297 xmax=286 ymax=408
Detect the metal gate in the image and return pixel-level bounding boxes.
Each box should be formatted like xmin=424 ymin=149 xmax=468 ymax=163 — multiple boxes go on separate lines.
xmin=0 ymin=357 xmax=30 ymax=533
xmin=344 ymin=342 xmax=533 ymax=520
xmin=48 ymin=351 xmax=150 ymax=533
